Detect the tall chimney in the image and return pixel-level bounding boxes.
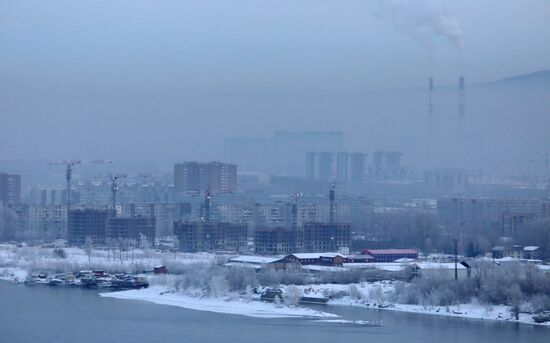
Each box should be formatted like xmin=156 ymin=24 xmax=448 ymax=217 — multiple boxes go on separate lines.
xmin=428 ymin=77 xmax=434 ymax=118
xmin=459 ymin=76 xmax=465 ymax=117
xmin=329 ymin=184 xmax=335 ymax=226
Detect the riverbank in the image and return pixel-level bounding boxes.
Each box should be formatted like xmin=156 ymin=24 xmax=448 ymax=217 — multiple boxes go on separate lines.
xmin=287 ymin=283 xmax=550 ymax=327
xmin=1 ymin=243 xmax=549 ymax=327
xmin=100 ymin=286 xmax=339 ymax=319
xmin=2 ymin=268 xmax=548 ymax=326
xmin=0 ymin=266 xmax=27 ymax=283
xmin=3 ymin=281 xmax=545 ymax=343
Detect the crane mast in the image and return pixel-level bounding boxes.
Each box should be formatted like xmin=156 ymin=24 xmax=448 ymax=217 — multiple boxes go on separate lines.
xmin=49 ymin=159 xmax=112 ymax=239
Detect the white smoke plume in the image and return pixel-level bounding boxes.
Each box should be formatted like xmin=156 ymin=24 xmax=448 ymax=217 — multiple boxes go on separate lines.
xmin=371 ymin=0 xmax=464 ymax=66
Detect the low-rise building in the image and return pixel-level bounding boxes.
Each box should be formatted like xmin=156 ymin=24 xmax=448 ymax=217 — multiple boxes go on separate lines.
xmin=224 ymin=255 xmax=293 ymax=270
xmin=283 ymin=253 xmax=345 ymax=266
xmin=361 ymin=249 xmax=418 ymax=262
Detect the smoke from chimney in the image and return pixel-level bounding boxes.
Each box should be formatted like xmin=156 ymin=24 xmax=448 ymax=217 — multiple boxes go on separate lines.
xmin=371 ymin=0 xmax=465 ymax=68
xmin=459 ymin=76 xmax=465 ymax=117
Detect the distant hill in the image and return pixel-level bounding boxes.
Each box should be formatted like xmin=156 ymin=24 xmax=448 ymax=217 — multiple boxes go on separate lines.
xmin=489 ymin=69 xmax=550 ymax=87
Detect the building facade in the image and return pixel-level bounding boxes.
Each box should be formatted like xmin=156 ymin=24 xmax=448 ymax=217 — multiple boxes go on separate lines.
xmin=174 ymin=161 xmax=237 ymax=194
xmin=254 ymin=227 xmax=296 ymax=255
xmin=173 ymin=221 xmax=247 ymax=252
xmin=0 ymin=173 xmax=21 ymax=205
xmin=68 ymin=209 xmax=112 ymax=245
xmin=107 ymin=216 xmax=155 ymax=244
xmin=303 ymin=222 xmax=351 ymax=252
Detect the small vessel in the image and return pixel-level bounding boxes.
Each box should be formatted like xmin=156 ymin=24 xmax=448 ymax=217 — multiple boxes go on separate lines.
xmin=25 ymin=273 xmax=49 ymax=285
xmin=533 ymin=312 xmax=550 ymax=323
xmin=299 ymin=296 xmax=329 ymax=304
xmin=47 ymin=278 xmax=63 ymax=286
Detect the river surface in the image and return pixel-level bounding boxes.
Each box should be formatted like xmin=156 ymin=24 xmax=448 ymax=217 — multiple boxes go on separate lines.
xmin=0 ymin=281 xmax=547 ymax=343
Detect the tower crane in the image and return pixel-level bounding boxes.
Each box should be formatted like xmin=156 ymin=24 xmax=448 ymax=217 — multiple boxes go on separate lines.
xmin=49 ymin=160 xmax=113 ymax=232
xmin=109 ymin=173 xmax=127 ymax=215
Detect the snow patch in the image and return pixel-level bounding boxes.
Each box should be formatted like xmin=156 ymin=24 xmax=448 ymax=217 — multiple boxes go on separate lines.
xmin=100 ymin=286 xmax=340 ymax=319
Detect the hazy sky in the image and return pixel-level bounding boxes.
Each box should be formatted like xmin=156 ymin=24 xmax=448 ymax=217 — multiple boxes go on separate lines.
xmin=1 ymin=1 xmax=549 ymax=170
xmin=1 ymin=0 xmax=549 ymax=92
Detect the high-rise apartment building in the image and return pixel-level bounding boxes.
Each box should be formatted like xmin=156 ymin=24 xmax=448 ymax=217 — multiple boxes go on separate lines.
xmin=174 ymin=162 xmax=237 ymax=194
xmin=305 ymin=152 xmax=367 ymax=183
xmin=0 ymin=173 xmax=21 ymax=205
xmin=68 ymin=209 xmax=112 ymax=245
xmin=173 ymin=221 xmax=247 ymax=252
xmin=107 ymin=216 xmax=155 ymax=244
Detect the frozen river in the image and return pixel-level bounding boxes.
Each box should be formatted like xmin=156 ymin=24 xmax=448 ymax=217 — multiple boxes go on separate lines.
xmin=0 ymin=282 xmax=547 ymax=343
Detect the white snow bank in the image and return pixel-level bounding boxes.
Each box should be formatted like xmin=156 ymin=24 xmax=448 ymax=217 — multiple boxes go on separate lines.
xmin=329 ymin=296 xmax=550 ymax=327
xmin=0 ymin=267 xmax=27 ymax=283
xmin=100 ymin=286 xmax=340 ymax=319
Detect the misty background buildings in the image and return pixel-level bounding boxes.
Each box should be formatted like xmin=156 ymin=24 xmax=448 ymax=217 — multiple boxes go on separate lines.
xmin=0 ymin=1 xmax=549 ymax=261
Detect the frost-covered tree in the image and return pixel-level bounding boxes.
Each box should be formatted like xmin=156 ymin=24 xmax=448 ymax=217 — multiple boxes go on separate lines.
xmin=84 ymin=236 xmax=93 ymax=262
xmin=52 ymin=248 xmax=66 ymax=259
xmin=209 ymin=274 xmax=229 ymax=297
xmin=245 ymin=285 xmax=254 ymax=302
xmin=139 ymin=233 xmax=150 ymax=258
xmin=172 ymin=235 xmax=179 ymax=259
xmin=348 ymin=284 xmax=362 ymax=300
xmin=369 ymin=285 xmax=384 ymax=303
xmin=283 ymin=285 xmax=302 ymax=306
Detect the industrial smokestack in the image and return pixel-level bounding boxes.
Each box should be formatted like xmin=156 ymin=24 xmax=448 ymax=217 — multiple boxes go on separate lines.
xmin=428 ymin=77 xmax=434 ymax=118
xmin=329 ymin=184 xmax=335 ymax=226
xmin=459 ymin=76 xmax=465 ymax=117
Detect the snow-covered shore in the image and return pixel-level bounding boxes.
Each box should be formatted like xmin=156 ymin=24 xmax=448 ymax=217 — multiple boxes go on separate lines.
xmin=0 ymin=266 xmax=27 ymax=283
xmin=291 ymin=282 xmax=550 ymax=327
xmin=100 ymin=286 xmax=339 ymax=319
xmin=1 ymin=244 xmax=548 ymax=327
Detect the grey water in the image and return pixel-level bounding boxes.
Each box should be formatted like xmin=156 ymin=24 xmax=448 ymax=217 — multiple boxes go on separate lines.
xmin=0 ymin=282 xmax=547 ymax=343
